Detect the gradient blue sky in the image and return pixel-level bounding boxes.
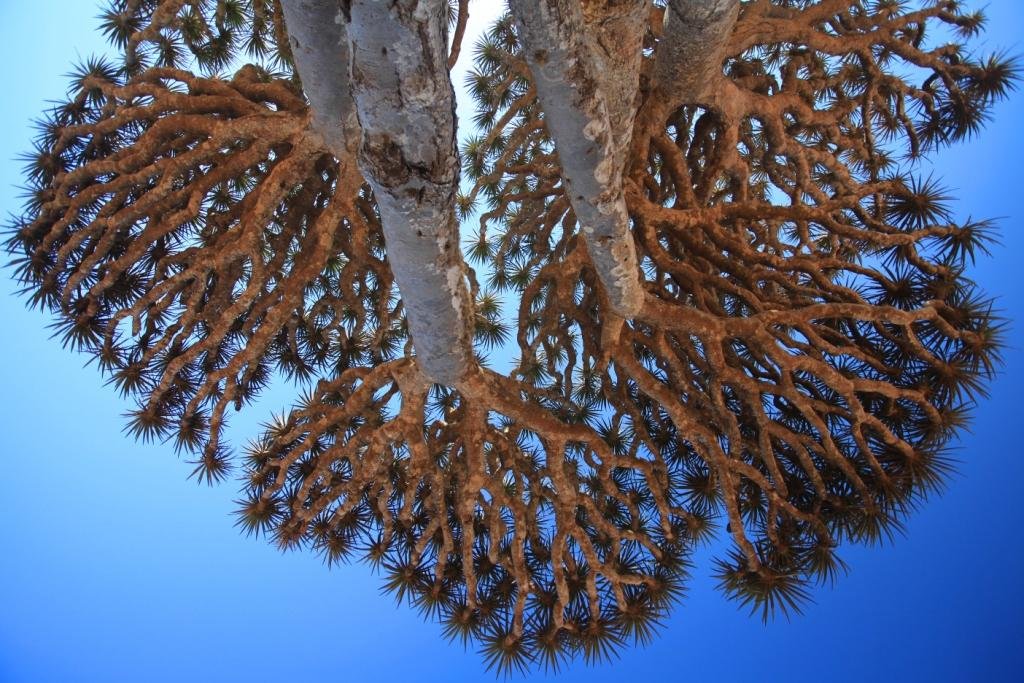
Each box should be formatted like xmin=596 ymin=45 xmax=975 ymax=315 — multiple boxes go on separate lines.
xmin=1 ymin=2 xmax=1022 ymax=681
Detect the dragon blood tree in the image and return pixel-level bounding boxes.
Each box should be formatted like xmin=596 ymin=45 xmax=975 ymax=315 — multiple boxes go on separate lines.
xmin=7 ymin=0 xmax=1015 ymax=672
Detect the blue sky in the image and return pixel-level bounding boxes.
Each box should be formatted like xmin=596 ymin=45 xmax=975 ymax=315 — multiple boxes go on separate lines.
xmin=1 ymin=2 xmax=1022 ymax=681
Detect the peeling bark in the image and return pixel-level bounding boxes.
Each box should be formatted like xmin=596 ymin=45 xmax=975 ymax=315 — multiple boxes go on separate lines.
xmin=345 ymin=0 xmax=475 ymax=386
xmin=279 ymin=0 xmax=360 ymax=158
xmin=283 ymin=0 xmax=475 ymax=385
xmin=510 ymin=0 xmax=646 ymax=318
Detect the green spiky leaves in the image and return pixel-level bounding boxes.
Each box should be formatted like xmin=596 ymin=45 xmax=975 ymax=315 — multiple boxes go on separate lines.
xmin=98 ymin=0 xmax=285 ymax=76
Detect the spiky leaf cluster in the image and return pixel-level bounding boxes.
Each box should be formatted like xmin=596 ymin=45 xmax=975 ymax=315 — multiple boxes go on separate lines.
xmin=461 ymin=0 xmax=1012 ymax=631
xmin=5 ymin=0 xmax=1016 ymax=674
xmin=98 ymin=0 xmax=287 ymax=75
xmin=240 ymin=360 xmax=696 ymax=673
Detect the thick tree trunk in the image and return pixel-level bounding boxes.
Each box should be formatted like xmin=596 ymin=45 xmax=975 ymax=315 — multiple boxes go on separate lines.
xmin=655 ymin=0 xmax=740 ymax=108
xmin=278 ymin=0 xmax=360 ymax=158
xmin=283 ymin=0 xmax=742 ymax=381
xmin=283 ymin=0 xmax=475 ymax=386
xmin=510 ymin=0 xmax=646 ymax=318
xmin=346 ymin=0 xmax=476 ymax=386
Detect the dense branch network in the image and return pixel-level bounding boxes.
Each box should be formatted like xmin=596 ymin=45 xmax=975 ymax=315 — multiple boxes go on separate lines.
xmin=6 ymin=0 xmax=1014 ymax=673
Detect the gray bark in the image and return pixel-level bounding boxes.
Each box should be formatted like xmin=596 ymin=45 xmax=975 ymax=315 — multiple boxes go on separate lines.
xmin=282 ymin=0 xmax=475 ymax=385
xmin=345 ymin=0 xmax=475 ymax=385
xmin=656 ymin=0 xmax=741 ymax=107
xmin=279 ymin=0 xmax=360 ymax=158
xmin=281 ymin=0 xmax=742 ymax=383
xmin=510 ymin=0 xmax=647 ymax=318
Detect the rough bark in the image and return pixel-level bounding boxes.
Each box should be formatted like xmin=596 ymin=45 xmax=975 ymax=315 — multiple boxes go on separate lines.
xmin=510 ymin=0 xmax=646 ymax=318
xmin=345 ymin=0 xmax=475 ymax=386
xmin=279 ymin=0 xmax=360 ymax=158
xmin=655 ymin=0 xmax=741 ymax=109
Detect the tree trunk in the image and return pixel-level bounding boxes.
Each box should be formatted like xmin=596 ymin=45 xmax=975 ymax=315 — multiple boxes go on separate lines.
xmin=283 ymin=0 xmax=475 ymax=386
xmin=655 ymin=0 xmax=740 ymax=109
xmin=278 ymin=0 xmax=360 ymax=158
xmin=282 ymin=0 xmax=742 ymax=381
xmin=510 ymin=0 xmax=647 ymax=318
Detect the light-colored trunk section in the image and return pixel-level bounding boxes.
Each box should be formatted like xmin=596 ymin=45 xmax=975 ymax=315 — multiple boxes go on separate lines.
xmin=510 ymin=0 xmax=646 ymax=318
xmin=279 ymin=0 xmax=360 ymax=158
xmin=345 ymin=0 xmax=475 ymax=386
xmin=656 ymin=0 xmax=740 ymax=107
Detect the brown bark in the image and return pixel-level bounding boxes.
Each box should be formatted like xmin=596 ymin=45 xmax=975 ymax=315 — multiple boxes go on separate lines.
xmin=447 ymin=0 xmax=470 ymax=69
xmin=12 ymin=0 xmax=1011 ymax=668
xmin=655 ymin=0 xmax=741 ymax=109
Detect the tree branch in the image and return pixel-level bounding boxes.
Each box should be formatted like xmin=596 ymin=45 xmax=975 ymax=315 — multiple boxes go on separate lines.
xmin=345 ymin=0 xmax=475 ymax=385
xmin=654 ymin=0 xmax=740 ymax=109
xmin=509 ymin=0 xmax=646 ymax=318
xmin=279 ymin=0 xmax=360 ymax=158
xmin=447 ymin=0 xmax=470 ymax=69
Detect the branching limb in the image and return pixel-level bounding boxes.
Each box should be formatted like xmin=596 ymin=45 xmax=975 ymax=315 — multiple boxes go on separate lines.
xmin=448 ymin=0 xmax=470 ymax=69
xmin=10 ymin=0 xmax=1016 ymax=670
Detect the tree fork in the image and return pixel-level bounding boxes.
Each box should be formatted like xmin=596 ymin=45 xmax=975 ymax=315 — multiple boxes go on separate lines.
xmin=282 ymin=0 xmax=476 ymax=386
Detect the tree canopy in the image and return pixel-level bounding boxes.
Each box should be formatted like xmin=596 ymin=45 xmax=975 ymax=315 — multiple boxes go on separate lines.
xmin=6 ymin=0 xmax=1015 ymax=673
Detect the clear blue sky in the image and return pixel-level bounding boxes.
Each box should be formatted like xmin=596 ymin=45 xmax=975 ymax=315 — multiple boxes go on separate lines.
xmin=1 ymin=2 xmax=1022 ymax=681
